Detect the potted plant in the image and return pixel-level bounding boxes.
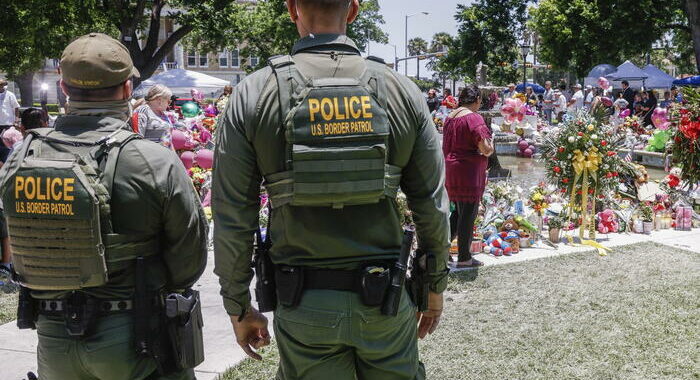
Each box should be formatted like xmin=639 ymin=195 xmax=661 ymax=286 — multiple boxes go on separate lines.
xmin=640 ymin=204 xmax=654 ymax=234
xmin=547 ymin=215 xmax=564 ymax=243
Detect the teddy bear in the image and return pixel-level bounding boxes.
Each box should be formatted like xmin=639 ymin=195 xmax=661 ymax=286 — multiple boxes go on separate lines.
xmin=498 ymin=217 xmax=525 ymax=253
xmin=483 ymin=231 xmax=512 ymax=257
xmin=597 ymin=209 xmax=619 ymax=234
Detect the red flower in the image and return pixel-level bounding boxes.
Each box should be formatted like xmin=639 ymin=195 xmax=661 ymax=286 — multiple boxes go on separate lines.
xmin=613 ymin=172 xmax=618 ymax=177
xmin=607 ymin=151 xmax=616 ymax=156
xmin=600 ymin=140 xmax=607 ymax=146
xmin=577 ymin=132 xmax=583 ymax=136
xmin=577 ymin=190 xmax=582 ymax=195
xmin=553 ymin=166 xmax=561 ymax=173
xmin=558 ymin=147 xmax=565 ymax=153
xmin=588 ymin=188 xmax=594 ymax=194
xmin=561 ymin=188 xmax=567 ymax=193
xmin=562 ymin=178 xmax=569 ymax=183
xmin=679 ymin=108 xmax=688 ymax=115
xmin=606 ymin=172 xmax=613 ymax=178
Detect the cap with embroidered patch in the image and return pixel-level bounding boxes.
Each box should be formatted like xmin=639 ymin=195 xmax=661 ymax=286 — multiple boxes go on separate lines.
xmin=60 ymin=33 xmax=140 ymax=89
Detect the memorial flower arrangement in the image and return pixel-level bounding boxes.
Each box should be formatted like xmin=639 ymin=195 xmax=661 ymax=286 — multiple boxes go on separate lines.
xmin=668 ymin=88 xmax=700 ymax=184
xmin=539 ymin=112 xmax=624 ymax=247
xmin=527 ymin=182 xmax=550 ymax=216
xmin=621 ymin=115 xmax=645 ymax=135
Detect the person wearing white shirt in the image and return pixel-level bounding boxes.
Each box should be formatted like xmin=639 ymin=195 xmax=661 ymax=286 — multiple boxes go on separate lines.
xmin=0 ymin=79 xmax=20 ymax=164
xmin=553 ymin=89 xmax=567 ymax=121
xmin=567 ymin=83 xmax=584 ymax=113
xmin=584 ymin=85 xmax=594 ymax=110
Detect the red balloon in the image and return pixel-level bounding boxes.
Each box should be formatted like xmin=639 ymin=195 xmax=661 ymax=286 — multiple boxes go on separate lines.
xmin=180 ymin=151 xmax=195 ymax=169
xmin=196 ymin=149 xmax=214 ymax=169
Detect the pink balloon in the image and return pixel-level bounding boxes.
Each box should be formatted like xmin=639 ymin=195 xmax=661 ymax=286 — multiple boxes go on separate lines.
xmin=600 ymin=97 xmax=613 ymax=107
xmin=199 ymin=129 xmax=212 ymax=144
xmin=619 ymin=109 xmax=631 ymax=118
xmin=597 ymin=77 xmax=610 ymax=90
xmin=518 ymin=140 xmax=529 ymax=150
xmin=180 ymin=151 xmax=195 ymax=169
xmin=196 ymin=149 xmax=214 ymax=169
xmin=171 ymin=130 xmax=188 ymax=150
xmin=528 ymin=145 xmax=536 ymax=153
xmin=651 ymin=107 xmax=670 ymax=130
xmin=523 ymin=148 xmax=533 ymax=158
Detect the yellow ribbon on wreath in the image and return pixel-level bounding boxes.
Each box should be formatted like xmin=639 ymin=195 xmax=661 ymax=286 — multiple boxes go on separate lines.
xmin=568 ymin=147 xmax=611 ymax=256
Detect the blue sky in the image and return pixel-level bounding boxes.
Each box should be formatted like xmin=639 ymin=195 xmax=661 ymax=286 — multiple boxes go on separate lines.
xmin=367 ymin=0 xmax=470 ymax=78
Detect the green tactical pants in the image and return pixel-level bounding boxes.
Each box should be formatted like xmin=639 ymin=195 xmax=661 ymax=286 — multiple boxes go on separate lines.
xmin=36 ymin=313 xmax=194 ymax=380
xmin=274 ymin=288 xmax=425 ymax=380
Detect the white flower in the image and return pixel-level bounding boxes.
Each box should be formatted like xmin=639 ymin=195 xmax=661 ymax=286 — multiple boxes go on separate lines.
xmin=591 ymin=134 xmax=598 ymax=140
xmin=568 ymin=136 xmax=576 ymax=143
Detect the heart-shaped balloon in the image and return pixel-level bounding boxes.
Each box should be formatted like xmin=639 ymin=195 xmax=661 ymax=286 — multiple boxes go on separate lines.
xmin=171 ymin=129 xmax=188 ymax=150
xmin=651 ymin=107 xmax=670 ymax=130
xmin=619 ymin=109 xmax=631 ymax=118
xmin=180 ymin=151 xmax=195 ymax=169
xmin=196 ymin=149 xmax=214 ymax=169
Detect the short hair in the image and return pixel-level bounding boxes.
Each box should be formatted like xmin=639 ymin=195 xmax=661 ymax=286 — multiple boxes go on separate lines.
xmin=621 ymin=80 xmax=629 ymax=86
xmin=670 ymin=86 xmax=677 ymax=91
xmin=63 ymin=82 xmax=125 ymax=101
xmin=458 ymin=84 xmax=481 ymax=106
xmin=298 ymin=0 xmax=351 ymax=10
xmin=545 ymin=81 xmax=552 ymax=85
xmin=145 ymin=84 xmax=172 ymax=102
xmin=444 ymin=88 xmax=452 ymax=95
xmin=507 ymin=83 xmax=515 ymax=88
xmin=21 ymin=108 xmax=44 ymax=130
xmin=558 ymin=84 xmax=566 ymax=90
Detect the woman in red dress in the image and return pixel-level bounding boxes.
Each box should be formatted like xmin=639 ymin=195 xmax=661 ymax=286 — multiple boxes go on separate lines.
xmin=442 ymin=85 xmax=494 ymax=268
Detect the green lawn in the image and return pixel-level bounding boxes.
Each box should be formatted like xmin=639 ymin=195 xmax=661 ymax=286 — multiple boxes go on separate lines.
xmin=222 ymin=243 xmax=699 ymax=380
xmin=0 ymin=288 xmax=18 ymax=325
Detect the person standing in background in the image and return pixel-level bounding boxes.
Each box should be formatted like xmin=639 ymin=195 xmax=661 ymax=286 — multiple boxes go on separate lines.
xmin=584 ymin=85 xmax=594 ymax=110
xmin=442 ymin=88 xmax=457 ymax=109
xmin=0 ymin=79 xmax=20 ymax=166
xmin=542 ymin=81 xmax=555 ymax=123
xmin=427 ymin=89 xmax=440 ymax=113
xmin=443 ymin=85 xmax=493 ymax=268
xmin=621 ymin=80 xmax=635 ymax=113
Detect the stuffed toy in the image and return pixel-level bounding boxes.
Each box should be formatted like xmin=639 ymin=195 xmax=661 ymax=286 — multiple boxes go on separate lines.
xmin=597 ymin=209 xmax=619 ymax=234
xmin=498 ymin=217 xmax=525 ymax=253
xmin=483 ymin=231 xmax=512 ymax=257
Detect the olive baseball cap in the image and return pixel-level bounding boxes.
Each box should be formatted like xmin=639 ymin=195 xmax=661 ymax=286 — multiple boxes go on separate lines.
xmin=60 ymin=33 xmax=140 ymax=89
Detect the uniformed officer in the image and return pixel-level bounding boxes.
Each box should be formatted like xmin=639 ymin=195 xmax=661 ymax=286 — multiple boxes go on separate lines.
xmin=0 ymin=33 xmax=208 ymax=379
xmin=213 ymin=1 xmax=449 ymax=379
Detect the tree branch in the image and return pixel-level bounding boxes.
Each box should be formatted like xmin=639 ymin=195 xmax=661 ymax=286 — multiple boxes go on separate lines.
xmin=143 ymin=0 xmax=165 ymax=59
xmin=139 ymin=24 xmax=194 ymax=80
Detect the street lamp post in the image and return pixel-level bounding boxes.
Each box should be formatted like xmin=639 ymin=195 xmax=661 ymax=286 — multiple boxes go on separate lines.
xmin=388 ymin=44 xmax=398 ymax=71
xmin=520 ymin=40 xmax=531 ymax=89
xmin=404 ymin=11 xmax=429 ymax=76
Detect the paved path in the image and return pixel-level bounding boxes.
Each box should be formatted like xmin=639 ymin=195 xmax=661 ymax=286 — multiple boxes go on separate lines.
xmin=1 ymin=228 xmax=698 ymax=379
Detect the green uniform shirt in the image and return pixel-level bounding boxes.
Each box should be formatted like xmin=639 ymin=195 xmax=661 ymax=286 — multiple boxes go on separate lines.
xmin=213 ymin=34 xmax=449 ymax=316
xmin=0 ymin=105 xmax=208 ymax=300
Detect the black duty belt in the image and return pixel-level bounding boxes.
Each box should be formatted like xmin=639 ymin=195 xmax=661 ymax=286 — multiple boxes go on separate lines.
xmin=303 ymin=268 xmax=362 ymax=292
xmin=37 ymin=298 xmax=133 ymax=316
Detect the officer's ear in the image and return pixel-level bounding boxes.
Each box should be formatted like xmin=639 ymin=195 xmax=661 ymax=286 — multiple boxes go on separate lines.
xmin=122 ymin=80 xmax=133 ymax=100
xmin=286 ymin=0 xmax=298 ymax=22
xmin=346 ymin=0 xmax=359 ymax=24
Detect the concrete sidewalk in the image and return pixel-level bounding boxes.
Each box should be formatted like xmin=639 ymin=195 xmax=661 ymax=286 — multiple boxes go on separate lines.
xmin=1 ymin=228 xmax=698 ymax=379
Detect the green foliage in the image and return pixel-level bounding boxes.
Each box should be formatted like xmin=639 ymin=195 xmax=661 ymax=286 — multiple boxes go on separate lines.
xmin=429 ymin=32 xmax=453 ymax=53
xmin=437 ymin=0 xmax=529 ymax=86
xmin=407 ymin=37 xmax=428 ymax=57
xmin=192 ymin=0 xmax=389 ymax=72
xmin=0 ymin=0 xmax=111 ymax=78
xmin=409 ymin=77 xmax=440 ymax=93
xmin=529 ymin=0 xmax=694 ymax=77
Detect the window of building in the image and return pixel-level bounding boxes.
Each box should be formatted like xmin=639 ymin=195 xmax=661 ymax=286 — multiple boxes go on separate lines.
xmin=187 ymin=51 xmax=197 ymax=67
xmin=199 ymin=52 xmax=208 ymax=67
xmin=231 ymin=49 xmax=240 ymax=68
xmin=249 ymin=55 xmax=259 ymax=67
xmin=219 ymin=50 xmax=228 ymax=68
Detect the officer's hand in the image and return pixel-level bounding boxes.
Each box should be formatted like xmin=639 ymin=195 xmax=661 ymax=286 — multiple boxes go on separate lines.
xmin=230 ymin=307 xmax=270 ymax=360
xmin=416 ymin=291 xmax=443 ymax=339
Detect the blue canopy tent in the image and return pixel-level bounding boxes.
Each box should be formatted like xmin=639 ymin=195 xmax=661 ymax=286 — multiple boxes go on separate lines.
xmin=584 ymin=64 xmax=617 ymax=87
xmin=515 ymin=82 xmax=545 ymax=93
xmin=605 ymin=60 xmax=648 ymax=88
xmin=642 ymin=64 xmax=674 ymax=89
xmin=672 ymin=75 xmax=700 ymax=87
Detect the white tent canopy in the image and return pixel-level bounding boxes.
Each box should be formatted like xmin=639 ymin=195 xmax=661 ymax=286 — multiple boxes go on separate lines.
xmin=134 ymin=69 xmax=230 ymax=98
